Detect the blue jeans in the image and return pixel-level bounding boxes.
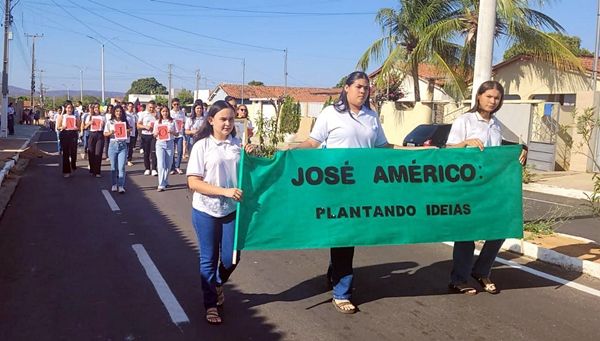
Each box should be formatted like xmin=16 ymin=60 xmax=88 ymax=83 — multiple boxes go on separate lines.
xmin=108 ymin=140 xmax=128 ymax=187
xmin=329 ymin=247 xmax=354 ymax=300
xmin=155 ymin=140 xmax=173 ymax=188
xmin=192 ymin=209 xmax=239 ymax=309
xmin=171 ymin=136 xmax=183 ymax=170
xmin=450 ymin=239 xmax=505 ymax=284
xmin=184 ymin=135 xmax=194 ymax=151
xmin=82 ymin=130 xmax=90 ymax=153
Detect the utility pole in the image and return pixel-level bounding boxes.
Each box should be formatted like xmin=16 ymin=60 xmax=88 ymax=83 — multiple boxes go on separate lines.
xmin=195 ymin=69 xmax=200 ymax=101
xmin=593 ymin=0 xmax=599 ymax=92
xmin=79 ymin=68 xmax=83 ymax=102
xmin=39 ymin=69 xmax=44 ymax=109
xmin=1 ymin=0 xmax=13 ymax=138
xmin=470 ymin=0 xmax=496 ymax=102
xmin=168 ymin=63 xmax=172 ymax=108
xmin=241 ymin=58 xmax=245 ymax=105
xmin=284 ymin=48 xmax=288 ymax=96
xmin=25 ymin=33 xmax=43 ymax=112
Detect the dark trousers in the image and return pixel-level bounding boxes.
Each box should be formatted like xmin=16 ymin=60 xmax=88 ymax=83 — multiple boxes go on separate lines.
xmin=128 ymin=134 xmax=138 ymax=161
xmin=60 ymin=130 xmax=78 ymax=174
xmin=329 ymin=247 xmax=355 ymax=300
xmin=141 ymin=134 xmax=157 ymax=171
xmin=88 ymin=132 xmax=105 ymax=176
xmin=7 ymin=116 xmax=14 ymax=135
xmin=103 ymin=136 xmax=110 ymax=158
xmin=450 ymin=239 xmax=505 ymax=284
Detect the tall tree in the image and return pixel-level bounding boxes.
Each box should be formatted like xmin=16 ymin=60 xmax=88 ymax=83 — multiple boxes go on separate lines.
xmin=126 ymin=77 xmax=168 ymax=96
xmin=504 ymin=33 xmax=594 ymax=60
xmin=177 ymin=88 xmax=194 ymax=106
xmin=248 ymin=80 xmax=265 ymax=86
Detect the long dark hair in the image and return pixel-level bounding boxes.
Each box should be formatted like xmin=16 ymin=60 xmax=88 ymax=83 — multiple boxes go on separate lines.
xmin=111 ymin=104 xmax=130 ymax=128
xmin=468 ymin=80 xmax=505 ymax=115
xmin=192 ymin=101 xmax=204 ymax=123
xmin=333 ymin=71 xmax=371 ymax=113
xmin=194 ymin=100 xmax=236 ymax=142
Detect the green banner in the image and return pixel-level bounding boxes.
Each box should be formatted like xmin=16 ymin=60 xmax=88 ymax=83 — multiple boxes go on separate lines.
xmin=235 ymin=146 xmax=523 ymax=251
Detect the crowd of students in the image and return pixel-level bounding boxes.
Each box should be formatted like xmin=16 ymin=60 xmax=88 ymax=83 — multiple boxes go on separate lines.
xmin=49 ymin=72 xmax=527 ymax=325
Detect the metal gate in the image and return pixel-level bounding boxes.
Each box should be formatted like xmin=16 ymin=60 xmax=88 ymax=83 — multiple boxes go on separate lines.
xmin=527 ymin=103 xmax=560 ymax=171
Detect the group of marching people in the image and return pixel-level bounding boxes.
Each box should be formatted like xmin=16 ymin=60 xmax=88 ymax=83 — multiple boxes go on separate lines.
xmin=54 ymin=71 xmax=528 ymax=326
xmin=54 ymin=98 xmax=208 ymax=193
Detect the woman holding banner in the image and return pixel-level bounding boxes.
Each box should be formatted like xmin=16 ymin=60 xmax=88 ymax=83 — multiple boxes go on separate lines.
xmin=446 ymin=80 xmax=527 ymax=295
xmin=56 ymin=101 xmax=81 ymax=178
xmin=187 ymin=100 xmax=255 ymax=325
xmin=85 ymin=103 xmax=106 ymax=178
xmin=294 ymin=71 xmax=389 ymax=314
xmin=153 ymin=106 xmax=178 ymax=192
xmin=104 ymin=105 xmax=131 ymax=193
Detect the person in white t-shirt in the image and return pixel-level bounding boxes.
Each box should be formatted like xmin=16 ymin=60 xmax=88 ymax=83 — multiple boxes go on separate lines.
xmin=85 ymin=103 xmax=106 ymax=177
xmin=170 ymin=98 xmax=186 ymax=174
xmin=294 ymin=71 xmax=389 ymax=314
xmin=153 ymin=106 xmax=178 ymax=191
xmin=186 ymin=100 xmax=255 ymax=325
xmin=235 ymin=104 xmax=254 ymax=144
xmin=104 ymin=104 xmax=131 ymax=193
xmin=125 ymin=102 xmax=138 ymax=166
xmin=184 ymin=101 xmax=205 ymax=150
xmin=446 ymin=80 xmax=527 ymax=296
xmin=56 ymin=101 xmax=81 ymax=178
xmin=137 ymin=101 xmax=158 ymax=176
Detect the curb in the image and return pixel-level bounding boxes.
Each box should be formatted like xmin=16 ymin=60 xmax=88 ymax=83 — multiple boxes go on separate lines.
xmin=0 ymin=137 xmax=35 ymax=187
xmin=501 ymin=238 xmax=600 ymax=279
xmin=523 ymin=182 xmax=593 ymax=200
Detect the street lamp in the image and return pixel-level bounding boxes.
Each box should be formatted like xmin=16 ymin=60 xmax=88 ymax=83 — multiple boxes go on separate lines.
xmin=87 ymin=36 xmax=115 ymax=105
xmin=62 ymin=83 xmax=70 ymax=100
xmin=73 ymin=66 xmax=84 ymax=102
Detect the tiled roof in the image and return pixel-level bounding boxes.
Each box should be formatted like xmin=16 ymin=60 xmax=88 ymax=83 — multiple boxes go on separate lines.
xmin=580 ymin=56 xmax=600 ymax=72
xmin=219 ymin=84 xmax=342 ymax=102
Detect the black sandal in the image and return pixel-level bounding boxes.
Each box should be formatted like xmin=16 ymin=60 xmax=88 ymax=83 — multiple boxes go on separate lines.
xmin=472 ymin=275 xmax=499 ymax=294
xmin=448 ymin=283 xmax=477 ymax=296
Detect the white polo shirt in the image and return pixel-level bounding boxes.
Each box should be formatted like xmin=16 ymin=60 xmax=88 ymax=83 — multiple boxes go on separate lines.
xmin=446 ymin=111 xmax=503 ymax=147
xmin=309 ymin=105 xmax=388 ymax=148
xmin=185 ymin=116 xmax=203 ymax=132
xmin=138 ymin=111 xmax=157 ymax=136
xmin=186 ymin=135 xmax=242 ymax=217
xmin=126 ymin=112 xmax=138 ymax=137
xmin=170 ymin=109 xmax=186 ymax=138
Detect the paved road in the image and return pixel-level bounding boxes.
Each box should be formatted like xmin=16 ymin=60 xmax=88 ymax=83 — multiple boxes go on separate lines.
xmin=1 ymin=128 xmax=600 ymax=340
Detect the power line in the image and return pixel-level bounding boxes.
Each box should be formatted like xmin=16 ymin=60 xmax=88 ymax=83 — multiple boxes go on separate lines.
xmin=149 ymin=0 xmax=376 ymax=16
xmin=87 ymin=0 xmax=284 ymax=52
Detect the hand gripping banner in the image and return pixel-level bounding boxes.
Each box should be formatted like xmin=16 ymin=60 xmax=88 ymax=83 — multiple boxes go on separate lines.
xmin=234 ymin=146 xmax=523 ymax=251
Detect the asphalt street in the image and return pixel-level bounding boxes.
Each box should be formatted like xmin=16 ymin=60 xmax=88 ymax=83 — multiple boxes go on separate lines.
xmin=1 ymin=128 xmax=600 ymax=340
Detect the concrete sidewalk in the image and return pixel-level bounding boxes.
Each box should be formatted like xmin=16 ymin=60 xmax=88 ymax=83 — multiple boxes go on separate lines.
xmin=0 ymin=124 xmax=42 ymax=186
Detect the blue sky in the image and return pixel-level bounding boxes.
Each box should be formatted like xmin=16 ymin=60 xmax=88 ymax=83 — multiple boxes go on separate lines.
xmin=4 ymin=0 xmax=599 ymax=94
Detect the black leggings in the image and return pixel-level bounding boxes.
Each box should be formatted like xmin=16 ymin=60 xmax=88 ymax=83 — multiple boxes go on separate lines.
xmin=141 ymin=134 xmax=157 ymax=171
xmin=59 ymin=130 xmax=78 ymax=174
xmin=87 ymin=131 xmax=105 ymax=176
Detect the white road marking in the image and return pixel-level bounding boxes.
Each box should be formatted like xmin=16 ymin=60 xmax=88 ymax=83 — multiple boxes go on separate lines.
xmin=101 ymin=189 xmax=120 ymax=211
xmin=523 ymin=196 xmax=575 ymax=208
xmin=443 ymin=242 xmax=600 ymax=298
xmin=132 ymin=244 xmax=189 ymax=325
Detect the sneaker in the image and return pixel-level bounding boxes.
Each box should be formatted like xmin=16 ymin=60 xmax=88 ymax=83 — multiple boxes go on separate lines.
xmin=140 ymin=149 xmax=144 ymax=154
xmin=157 ymin=187 xmax=165 ymax=192
xmin=176 ymin=168 xmax=183 ymax=175
xmin=151 ymin=170 xmax=158 ymax=176
xmin=118 ymin=187 xmax=126 ymax=193
xmin=127 ymin=161 xmax=134 ymax=166
xmin=144 ymin=169 xmax=150 ymax=176
xmin=95 ymin=174 xmax=102 ymax=178
xmin=169 ymin=170 xmax=176 ymax=175
xmin=111 ymin=185 xmax=118 ymax=192
xmin=63 ymin=173 xmax=70 ymax=178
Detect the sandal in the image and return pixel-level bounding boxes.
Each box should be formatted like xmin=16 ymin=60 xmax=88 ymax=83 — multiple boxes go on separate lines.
xmin=472 ymin=275 xmax=499 ymax=294
xmin=448 ymin=283 xmax=477 ymax=296
xmin=332 ymin=299 xmax=357 ymax=314
xmin=206 ymin=307 xmax=222 ymax=325
xmin=216 ymin=285 xmax=225 ymax=307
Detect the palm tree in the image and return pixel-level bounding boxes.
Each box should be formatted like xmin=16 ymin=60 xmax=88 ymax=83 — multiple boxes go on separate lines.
xmin=361 ymin=0 xmax=582 ymax=101
xmin=357 ymin=0 xmax=456 ymax=102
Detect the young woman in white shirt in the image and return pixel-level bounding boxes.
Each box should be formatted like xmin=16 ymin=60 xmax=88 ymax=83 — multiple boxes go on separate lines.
xmin=186 ymin=100 xmax=255 ymax=325
xmin=170 ymin=98 xmax=186 ymax=175
xmin=84 ymin=103 xmax=106 ymax=177
xmin=153 ymin=106 xmax=178 ymax=191
xmin=184 ymin=101 xmax=205 ymax=151
xmin=446 ymin=80 xmax=527 ymax=295
xmin=294 ymin=71 xmax=389 ymax=314
xmin=104 ymin=105 xmax=131 ymax=193
xmin=137 ymin=101 xmax=158 ymax=176
xmin=56 ymin=101 xmax=81 ymax=178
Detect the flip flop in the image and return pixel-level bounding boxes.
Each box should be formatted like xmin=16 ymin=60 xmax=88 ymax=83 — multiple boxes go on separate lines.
xmin=448 ymin=283 xmax=477 ymax=296
xmin=472 ymin=275 xmax=500 ymax=294
xmin=332 ymin=299 xmax=357 ymax=314
xmin=206 ymin=307 xmax=222 ymax=325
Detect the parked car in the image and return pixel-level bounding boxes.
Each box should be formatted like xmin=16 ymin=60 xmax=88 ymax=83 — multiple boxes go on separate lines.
xmin=402 ymin=124 xmax=452 ymax=148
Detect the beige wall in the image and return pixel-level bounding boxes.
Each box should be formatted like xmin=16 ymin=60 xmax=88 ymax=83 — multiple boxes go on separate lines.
xmin=493 ymin=60 xmax=596 ymax=100
xmin=379 ymin=101 xmax=433 ymax=145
